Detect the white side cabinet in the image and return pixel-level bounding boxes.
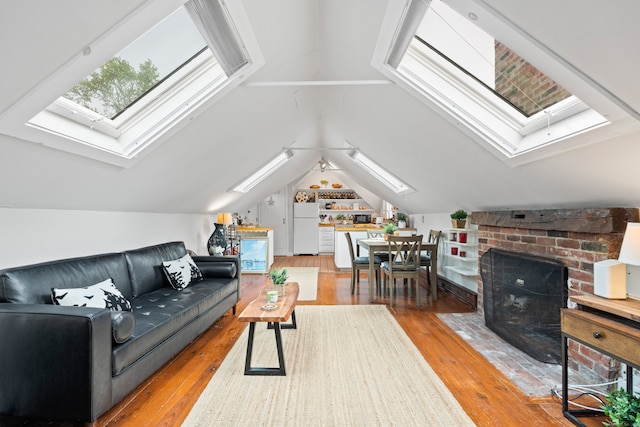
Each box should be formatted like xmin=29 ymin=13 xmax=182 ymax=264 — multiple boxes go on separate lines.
xmin=334 ymin=230 xmax=368 ymax=269
xmin=319 ymin=225 xmax=335 ymax=253
xmin=441 ymin=228 xmax=478 ymax=292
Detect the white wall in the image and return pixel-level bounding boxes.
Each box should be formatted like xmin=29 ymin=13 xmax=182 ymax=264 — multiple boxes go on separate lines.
xmin=410 ymin=212 xmax=451 ymax=237
xmin=0 ymin=208 xmax=217 ymax=269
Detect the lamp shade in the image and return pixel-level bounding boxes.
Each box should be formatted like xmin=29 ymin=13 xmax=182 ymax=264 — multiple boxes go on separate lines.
xmin=217 ymin=213 xmax=233 ymax=225
xmin=618 ymin=223 xmax=640 ymax=266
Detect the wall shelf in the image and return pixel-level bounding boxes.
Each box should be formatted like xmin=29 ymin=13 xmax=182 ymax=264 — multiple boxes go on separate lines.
xmin=441 ymin=228 xmax=478 ymax=292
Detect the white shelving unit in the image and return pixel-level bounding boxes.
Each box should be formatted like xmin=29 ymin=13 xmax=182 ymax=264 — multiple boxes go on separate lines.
xmin=442 ymin=227 xmax=478 ymax=292
xmin=298 ymin=188 xmax=372 ymax=216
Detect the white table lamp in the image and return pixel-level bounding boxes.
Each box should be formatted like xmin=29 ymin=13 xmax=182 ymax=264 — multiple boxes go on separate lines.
xmin=619 ymin=223 xmax=640 ymax=266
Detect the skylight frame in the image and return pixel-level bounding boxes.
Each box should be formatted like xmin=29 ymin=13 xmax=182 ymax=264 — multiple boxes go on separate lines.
xmin=348 ymin=149 xmax=415 ymax=195
xmin=231 ymin=149 xmax=294 ymax=193
xmin=0 ymin=0 xmax=264 ymax=168
xmin=371 ymin=0 xmax=611 ymax=166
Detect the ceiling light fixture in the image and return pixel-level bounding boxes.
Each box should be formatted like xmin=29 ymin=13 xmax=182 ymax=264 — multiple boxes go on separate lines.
xmin=319 ymin=157 xmax=328 ymax=172
xmin=348 ymin=150 xmax=414 ymax=194
xmin=231 ymin=149 xmax=294 ymax=193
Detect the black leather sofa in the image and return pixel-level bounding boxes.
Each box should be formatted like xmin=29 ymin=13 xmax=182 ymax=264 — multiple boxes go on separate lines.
xmin=0 ymin=241 xmax=240 ymax=423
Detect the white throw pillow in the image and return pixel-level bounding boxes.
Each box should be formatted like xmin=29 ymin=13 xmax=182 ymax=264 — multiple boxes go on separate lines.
xmin=51 ymin=278 xmax=132 ymax=311
xmin=162 ymin=254 xmax=203 ymax=290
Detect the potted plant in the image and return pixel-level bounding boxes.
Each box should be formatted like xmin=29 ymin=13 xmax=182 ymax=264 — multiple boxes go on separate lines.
xmin=601 ymin=388 xmax=640 ymax=426
xmin=320 ymin=179 xmax=328 ymax=188
xmin=396 ymin=212 xmax=407 ymax=229
xmin=450 ymin=209 xmax=468 ymax=229
xmin=336 ymin=214 xmax=347 ymax=224
xmin=382 ymin=222 xmax=398 ymax=240
xmin=269 ymin=268 xmax=289 ymax=296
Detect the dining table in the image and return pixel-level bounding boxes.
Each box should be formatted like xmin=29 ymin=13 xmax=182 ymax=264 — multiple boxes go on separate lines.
xmin=356 ymin=237 xmax=437 ymax=306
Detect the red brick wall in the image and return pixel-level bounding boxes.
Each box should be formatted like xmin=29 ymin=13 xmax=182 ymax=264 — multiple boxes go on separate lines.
xmin=494 ymin=42 xmax=573 ymax=116
xmin=477 ymin=224 xmax=625 ymax=381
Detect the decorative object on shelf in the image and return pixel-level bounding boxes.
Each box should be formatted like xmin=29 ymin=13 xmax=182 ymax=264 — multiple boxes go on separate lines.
xmin=207 ymin=223 xmax=227 ymax=256
xmin=295 ymin=191 xmax=309 ymax=203
xmin=396 ymin=212 xmax=407 ymax=228
xmin=310 ymin=184 xmax=320 ymax=189
xmin=459 ymin=232 xmax=467 ymax=243
xmin=320 ymin=179 xmax=328 ymax=188
xmin=269 ymin=268 xmax=289 ymax=296
xmin=450 ymin=209 xmax=468 ymax=228
xmin=451 ymin=247 xmax=458 ymax=255
xmin=332 ymin=183 xmax=342 ymax=188
xmin=382 ymin=223 xmax=398 ymax=239
xmin=336 ymin=214 xmax=347 ymax=224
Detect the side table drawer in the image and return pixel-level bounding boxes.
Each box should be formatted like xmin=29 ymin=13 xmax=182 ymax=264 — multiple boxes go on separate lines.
xmin=561 ymin=308 xmax=640 ymax=367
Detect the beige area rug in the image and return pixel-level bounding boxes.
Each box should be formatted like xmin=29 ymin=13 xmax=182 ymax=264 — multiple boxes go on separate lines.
xmin=282 ymin=267 xmax=318 ymax=301
xmin=182 ymin=305 xmax=475 ymax=427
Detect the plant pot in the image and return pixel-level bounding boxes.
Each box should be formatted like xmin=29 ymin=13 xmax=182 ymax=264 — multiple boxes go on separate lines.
xmin=451 ymin=219 xmax=466 ymax=229
xmin=398 ymin=220 xmax=406 ymax=229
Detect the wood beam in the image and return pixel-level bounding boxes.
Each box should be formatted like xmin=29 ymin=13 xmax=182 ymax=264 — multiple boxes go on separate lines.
xmin=471 ymin=208 xmax=638 ymax=233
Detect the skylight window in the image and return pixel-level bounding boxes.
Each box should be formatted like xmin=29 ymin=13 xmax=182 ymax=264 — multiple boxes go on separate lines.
xmin=0 ymin=0 xmax=263 ymax=167
xmin=414 ymin=2 xmax=573 ymax=118
xmin=349 ymin=150 xmax=414 ymax=195
xmin=372 ymin=0 xmax=609 ymax=165
xmin=62 ymin=7 xmax=207 ymax=120
xmin=231 ymin=149 xmax=294 ymax=193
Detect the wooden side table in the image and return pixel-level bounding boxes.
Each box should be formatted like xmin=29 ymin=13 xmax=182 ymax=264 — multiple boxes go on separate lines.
xmin=238 ymin=282 xmax=299 ymax=376
xmin=561 ymin=295 xmax=640 ymax=426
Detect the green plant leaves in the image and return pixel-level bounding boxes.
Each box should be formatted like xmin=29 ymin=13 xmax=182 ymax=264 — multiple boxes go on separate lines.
xmin=269 ymin=268 xmax=288 ymax=285
xmin=602 ymin=388 xmax=640 ymax=427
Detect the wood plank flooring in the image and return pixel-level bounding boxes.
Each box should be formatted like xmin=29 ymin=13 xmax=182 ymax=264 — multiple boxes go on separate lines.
xmin=1 ymin=255 xmax=604 ymax=426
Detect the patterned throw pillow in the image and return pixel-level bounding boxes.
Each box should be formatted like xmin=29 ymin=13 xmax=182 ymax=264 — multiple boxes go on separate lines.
xmin=51 ymin=278 xmax=132 ymax=311
xmin=162 ymin=254 xmax=203 ymax=290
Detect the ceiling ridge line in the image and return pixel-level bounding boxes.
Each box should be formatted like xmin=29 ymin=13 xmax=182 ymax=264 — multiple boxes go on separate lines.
xmin=243 ymin=79 xmax=393 ymax=87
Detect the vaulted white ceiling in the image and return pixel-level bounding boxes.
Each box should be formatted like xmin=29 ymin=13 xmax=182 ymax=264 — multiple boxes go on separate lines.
xmin=1 ymin=0 xmax=640 ymax=215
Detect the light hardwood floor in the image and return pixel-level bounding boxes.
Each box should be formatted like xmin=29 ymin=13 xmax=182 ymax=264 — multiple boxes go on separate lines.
xmin=2 ymin=255 xmax=602 ymax=426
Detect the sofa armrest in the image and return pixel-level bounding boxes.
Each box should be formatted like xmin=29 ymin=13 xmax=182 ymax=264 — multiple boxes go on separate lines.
xmin=192 ymin=255 xmax=241 ymax=303
xmin=0 ymin=303 xmax=113 ymax=422
xmin=192 ymin=255 xmax=240 ymax=279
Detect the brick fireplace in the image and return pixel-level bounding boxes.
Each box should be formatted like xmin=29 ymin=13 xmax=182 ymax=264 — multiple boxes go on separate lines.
xmin=471 ymin=208 xmax=637 ymax=381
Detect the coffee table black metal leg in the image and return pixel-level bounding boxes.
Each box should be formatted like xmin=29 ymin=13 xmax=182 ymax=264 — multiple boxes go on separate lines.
xmin=268 ymin=310 xmax=297 ymax=330
xmin=244 ymin=321 xmax=286 ymax=376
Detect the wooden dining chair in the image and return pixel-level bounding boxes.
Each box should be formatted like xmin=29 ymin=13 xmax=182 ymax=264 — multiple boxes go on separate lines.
xmin=419 ymin=230 xmax=441 ymax=302
xmin=366 ymin=228 xmax=390 ymax=262
xmin=381 ymin=235 xmax=422 ymax=306
xmin=345 ymin=232 xmax=381 ymax=295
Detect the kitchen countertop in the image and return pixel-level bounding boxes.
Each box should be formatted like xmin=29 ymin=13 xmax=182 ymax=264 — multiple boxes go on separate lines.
xmin=237 ymin=227 xmax=273 ymax=232
xmin=333 ymin=224 xmax=382 ymax=231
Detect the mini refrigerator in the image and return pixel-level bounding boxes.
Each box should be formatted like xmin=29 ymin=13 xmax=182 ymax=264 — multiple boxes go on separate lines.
xmin=293 ymin=203 xmax=319 ymax=255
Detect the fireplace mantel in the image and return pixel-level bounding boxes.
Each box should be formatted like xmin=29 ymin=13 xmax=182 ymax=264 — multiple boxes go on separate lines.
xmin=471 ymin=208 xmax=637 ymax=233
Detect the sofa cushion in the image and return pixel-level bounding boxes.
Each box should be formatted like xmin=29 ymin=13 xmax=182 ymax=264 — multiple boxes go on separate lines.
xmin=124 ymin=242 xmax=187 ymax=298
xmin=0 ymin=253 xmax=131 ymax=304
xmin=111 ymin=277 xmax=237 ymax=375
xmin=51 ymin=278 xmax=132 ymax=311
xmin=162 ymin=254 xmax=203 ymax=290
xmin=111 ymin=311 xmax=135 ymax=344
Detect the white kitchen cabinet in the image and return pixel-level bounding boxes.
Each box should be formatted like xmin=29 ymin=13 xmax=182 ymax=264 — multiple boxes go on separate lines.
xmin=334 ymin=230 xmax=368 ymax=269
xmin=319 ymin=225 xmax=335 ymax=253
